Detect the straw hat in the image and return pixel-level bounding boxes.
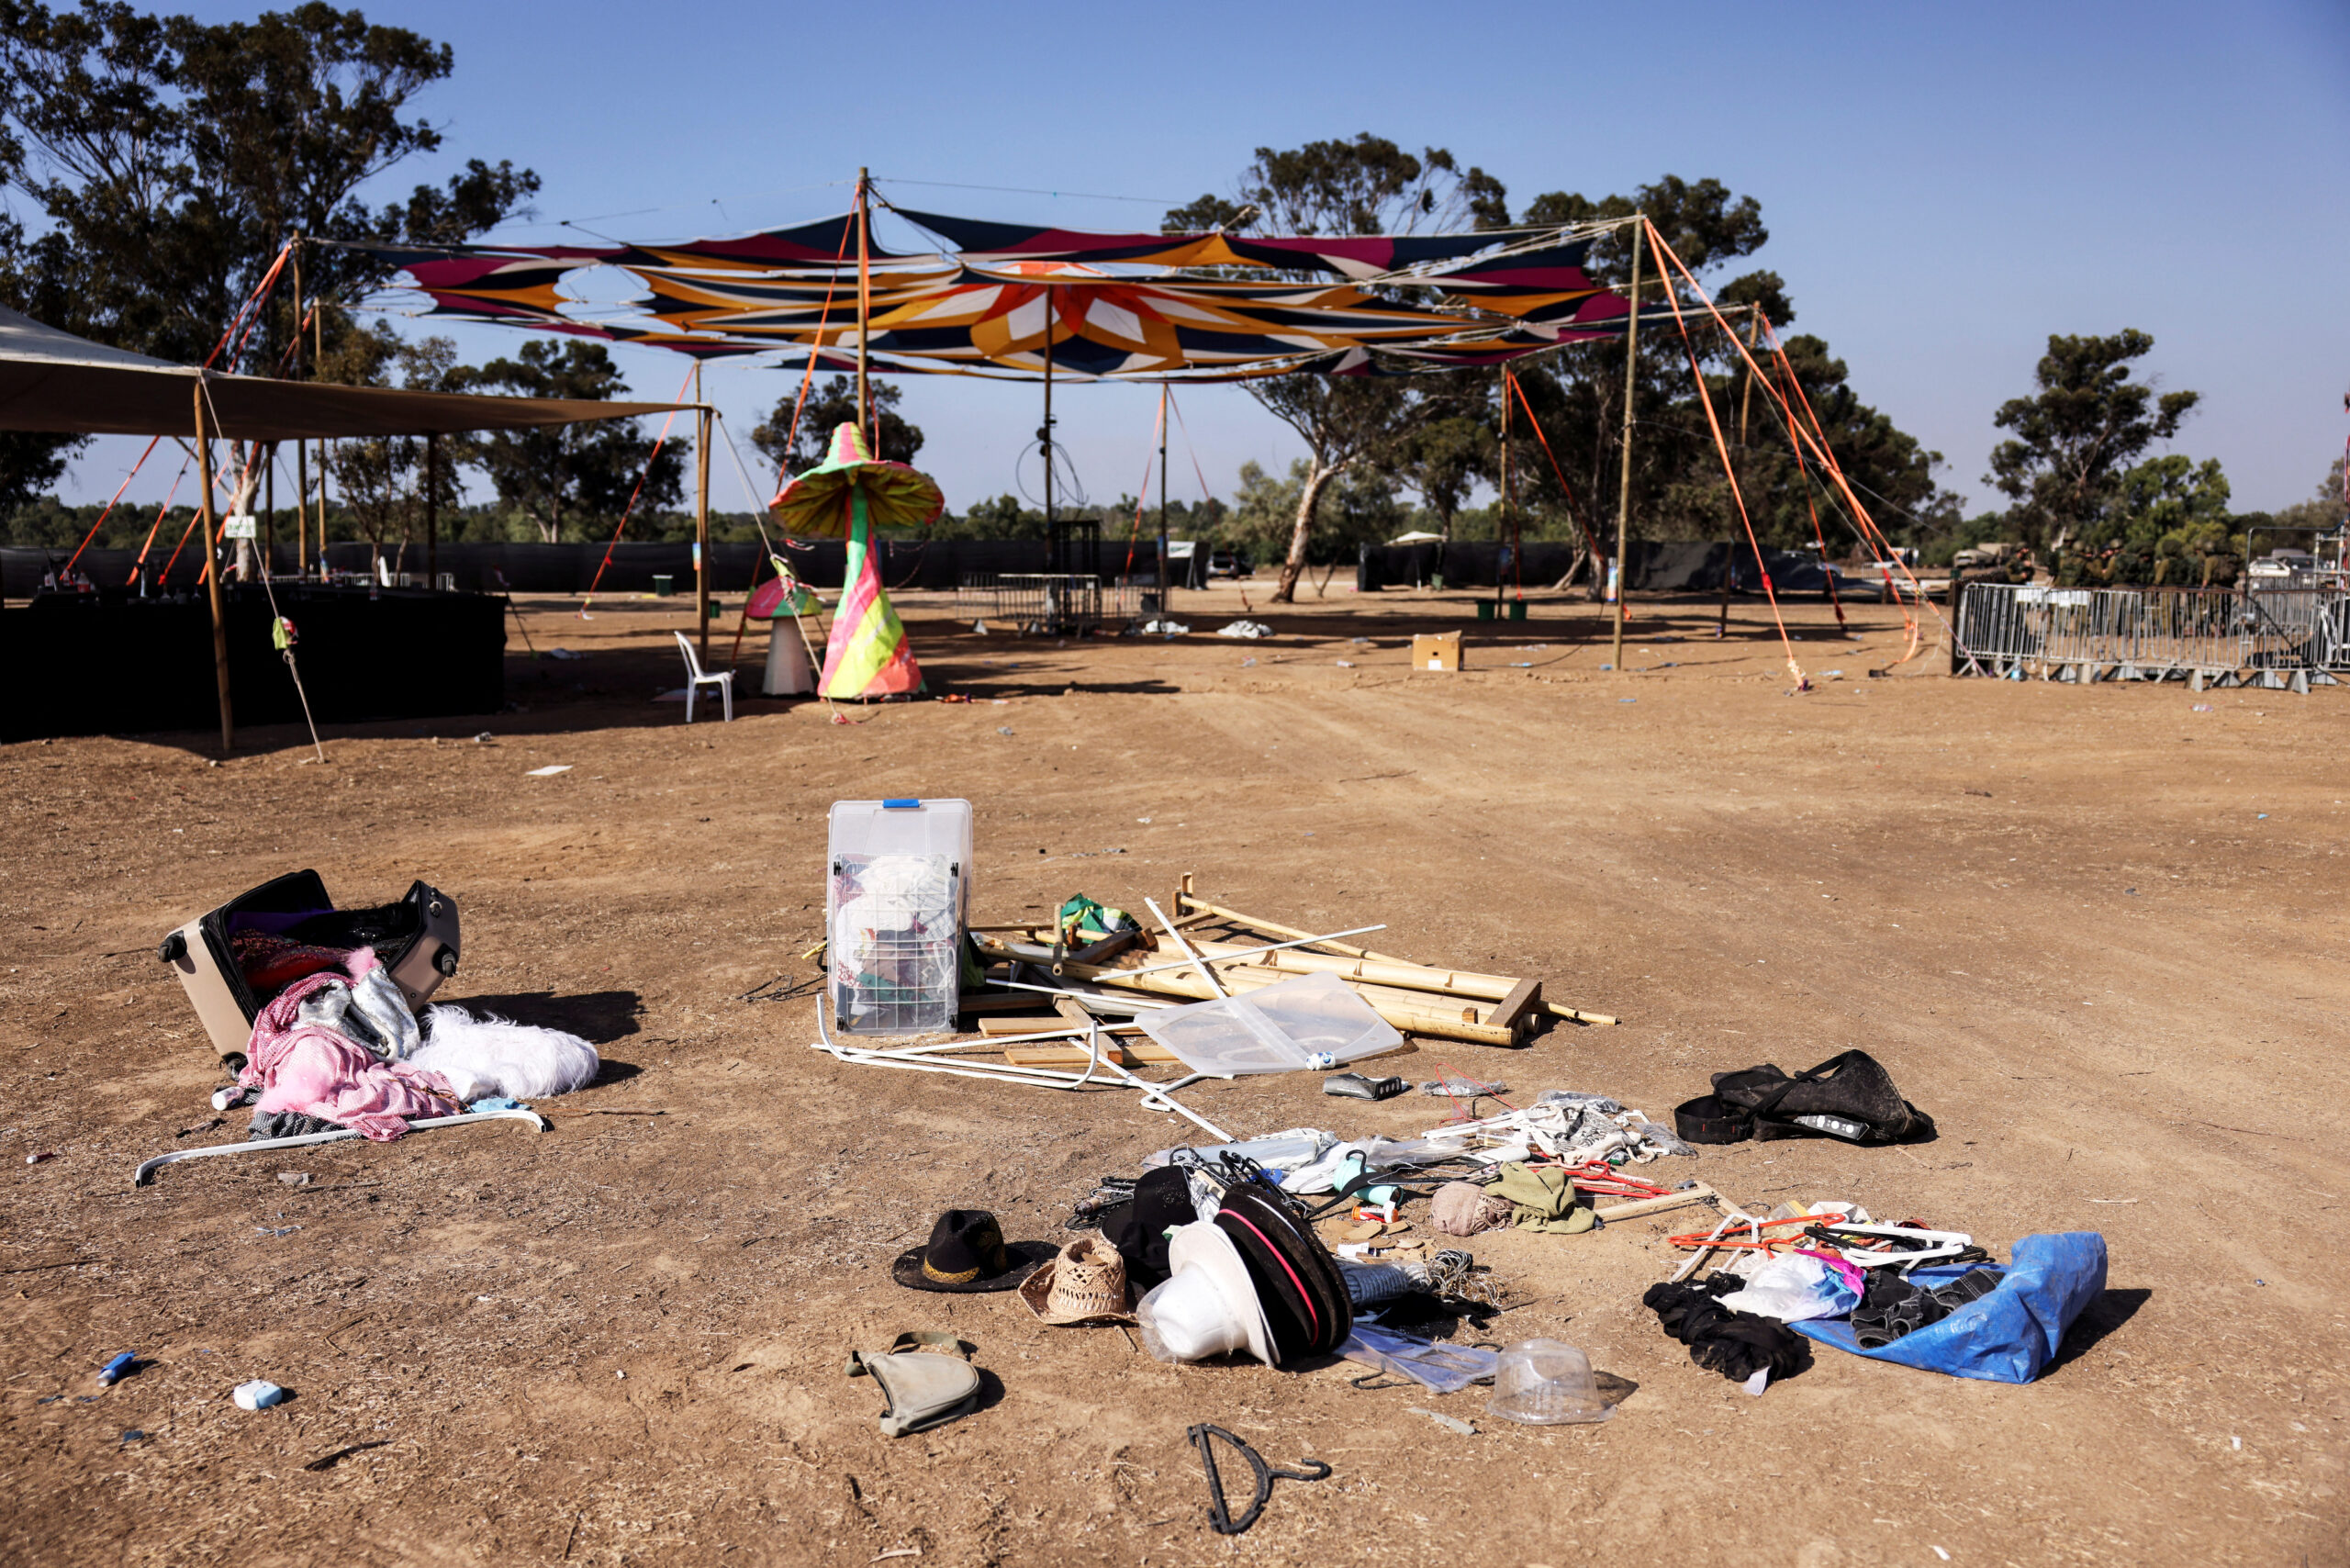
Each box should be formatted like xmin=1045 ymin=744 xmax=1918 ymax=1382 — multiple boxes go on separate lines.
xmin=1017 ymin=1237 xmax=1136 ymax=1326
xmin=1135 ymin=1221 xmax=1276 ymax=1365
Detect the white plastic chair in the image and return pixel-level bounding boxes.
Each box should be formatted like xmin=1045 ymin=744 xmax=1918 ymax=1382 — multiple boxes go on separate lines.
xmin=673 ymin=632 xmax=734 ymax=722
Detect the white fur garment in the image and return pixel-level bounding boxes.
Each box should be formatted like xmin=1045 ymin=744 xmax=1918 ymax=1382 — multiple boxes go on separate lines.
xmin=410 ymin=1006 xmax=601 ymax=1101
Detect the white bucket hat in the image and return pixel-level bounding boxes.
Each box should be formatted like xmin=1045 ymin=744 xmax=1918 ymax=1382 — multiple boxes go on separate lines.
xmin=1135 ymin=1221 xmax=1275 ymax=1365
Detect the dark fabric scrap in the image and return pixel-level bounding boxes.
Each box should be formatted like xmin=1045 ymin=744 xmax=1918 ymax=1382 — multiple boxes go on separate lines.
xmin=1642 ymin=1277 xmax=1809 ymax=1383
xmin=1850 ymin=1265 xmax=2007 ymax=1350
xmin=249 ymin=1109 xmax=342 ymax=1141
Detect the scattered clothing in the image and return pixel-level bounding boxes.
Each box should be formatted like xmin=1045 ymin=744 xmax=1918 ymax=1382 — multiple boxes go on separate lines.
xmin=1642 ymin=1276 xmax=1810 ymax=1384
xmin=247 ymin=1110 xmax=342 ymax=1142
xmin=1850 ymin=1266 xmax=2004 ymax=1349
xmin=1678 ymin=1049 xmax=1934 ymax=1146
xmin=238 ymin=961 xmax=460 ymax=1142
xmin=411 ymin=1006 xmax=599 ymax=1100
xmin=295 ymin=958 xmax=420 ymax=1062
xmin=1793 ymin=1233 xmax=2107 ymax=1383
xmin=1214 ymin=620 xmax=1273 ymax=639
xmin=1430 ymin=1180 xmax=1515 ymax=1238
xmin=1717 ymin=1252 xmax=1864 ymax=1324
xmin=1490 ymin=1162 xmax=1596 ymax=1235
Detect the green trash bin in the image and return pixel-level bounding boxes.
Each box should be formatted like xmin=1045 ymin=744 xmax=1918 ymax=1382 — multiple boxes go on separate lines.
xmin=1508 ymin=599 xmax=1528 ymax=621
xmin=1475 ymin=599 xmax=1494 ymax=622
xmin=652 ymin=574 xmax=675 ymax=597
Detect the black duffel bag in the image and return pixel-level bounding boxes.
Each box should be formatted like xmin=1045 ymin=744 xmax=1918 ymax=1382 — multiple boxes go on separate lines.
xmin=1674 ymin=1049 xmax=1934 ymax=1146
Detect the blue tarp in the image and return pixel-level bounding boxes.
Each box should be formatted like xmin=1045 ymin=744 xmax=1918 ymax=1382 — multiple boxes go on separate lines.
xmin=1792 ymin=1232 xmax=2109 ymax=1384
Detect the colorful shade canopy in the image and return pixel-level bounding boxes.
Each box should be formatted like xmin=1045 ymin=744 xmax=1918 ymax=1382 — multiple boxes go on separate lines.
xmin=362 ymin=206 xmax=1635 ymax=382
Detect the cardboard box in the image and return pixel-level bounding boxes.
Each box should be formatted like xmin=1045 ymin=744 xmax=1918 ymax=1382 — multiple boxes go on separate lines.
xmin=1411 ymin=631 xmax=1461 ymax=672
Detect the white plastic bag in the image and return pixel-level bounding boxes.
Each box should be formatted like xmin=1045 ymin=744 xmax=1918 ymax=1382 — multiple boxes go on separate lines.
xmin=1716 ymin=1253 xmax=1861 ymax=1323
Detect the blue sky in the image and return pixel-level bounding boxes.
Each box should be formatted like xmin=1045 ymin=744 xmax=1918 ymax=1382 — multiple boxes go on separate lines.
xmin=58 ymin=0 xmax=2350 ymax=520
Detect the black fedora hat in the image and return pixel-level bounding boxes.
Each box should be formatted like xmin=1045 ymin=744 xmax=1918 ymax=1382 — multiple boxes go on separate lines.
xmin=1212 ymin=1187 xmax=1352 ymax=1364
xmin=891 ymin=1209 xmax=1053 ymax=1294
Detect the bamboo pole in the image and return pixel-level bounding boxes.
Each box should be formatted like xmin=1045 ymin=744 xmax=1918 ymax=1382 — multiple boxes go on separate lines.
xmin=1035 ymin=955 xmax=1524 ymax=1047
xmin=1173 ymin=890 xmax=1409 ymax=964
xmin=855 ymin=167 xmax=871 ymax=437
xmin=1594 ymin=1184 xmax=1718 ymax=1224
xmin=1181 ymin=937 xmax=1514 ymax=999
xmin=1169 ymin=897 xmax=1617 ymax=1024
xmin=1611 ymin=217 xmax=1643 ymax=672
xmin=194 ymin=379 xmax=232 ymax=753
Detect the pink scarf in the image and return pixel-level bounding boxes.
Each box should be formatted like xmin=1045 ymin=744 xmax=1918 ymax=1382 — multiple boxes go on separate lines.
xmin=237 ymin=952 xmax=459 ymax=1141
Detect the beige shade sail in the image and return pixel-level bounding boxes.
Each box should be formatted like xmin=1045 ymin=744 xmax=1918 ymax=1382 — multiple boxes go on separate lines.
xmin=0 ymin=306 xmax=691 ymax=439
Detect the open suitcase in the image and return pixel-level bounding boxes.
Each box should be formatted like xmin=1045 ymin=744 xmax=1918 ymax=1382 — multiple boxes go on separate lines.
xmin=156 ymin=869 xmax=461 ymax=1066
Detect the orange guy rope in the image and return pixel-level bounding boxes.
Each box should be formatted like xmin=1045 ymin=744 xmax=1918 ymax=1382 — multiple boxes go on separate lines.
xmin=1505 ymin=371 xmax=1603 ymax=579
xmin=62 ymin=436 xmax=163 ymax=575
xmin=578 ymin=364 xmax=700 ymax=616
xmin=770 ymin=222 xmax=855 ymax=503
xmin=129 ymin=457 xmax=194 ymax=586
xmin=1646 ymin=220 xmax=1806 ymax=689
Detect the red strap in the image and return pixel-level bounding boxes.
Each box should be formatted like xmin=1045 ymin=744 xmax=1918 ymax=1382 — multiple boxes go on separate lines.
xmin=1216 ymin=1209 xmax=1317 ymax=1338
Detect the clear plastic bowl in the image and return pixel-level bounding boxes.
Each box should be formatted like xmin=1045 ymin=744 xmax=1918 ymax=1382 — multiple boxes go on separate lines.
xmin=1485 ymin=1338 xmax=1615 ymax=1426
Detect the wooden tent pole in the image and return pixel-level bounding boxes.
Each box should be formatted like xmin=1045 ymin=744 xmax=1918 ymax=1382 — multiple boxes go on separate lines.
xmin=1722 ymin=305 xmax=1762 ymax=639
xmin=291 ymin=235 xmax=307 ymax=579
xmin=194 ymin=378 xmax=232 ymax=753
xmin=855 ymin=166 xmax=871 ymax=439
xmin=1610 ymin=217 xmax=1643 ymax=672
xmin=695 ymin=371 xmax=712 ymax=666
xmin=1158 ymin=386 xmax=1169 ymax=601
xmin=425 ymin=432 xmax=440 ymax=588
xmin=313 ymin=300 xmax=328 ymax=577
xmin=1042 ymin=308 xmax=1054 ymax=544
xmin=1500 ymin=368 xmax=1515 ymax=611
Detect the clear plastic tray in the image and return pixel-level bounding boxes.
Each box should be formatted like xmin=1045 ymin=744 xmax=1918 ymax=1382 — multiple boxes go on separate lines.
xmin=1136 ymin=970 xmax=1402 ymax=1078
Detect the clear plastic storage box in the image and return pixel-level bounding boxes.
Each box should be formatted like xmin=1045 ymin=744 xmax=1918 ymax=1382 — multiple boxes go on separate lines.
xmin=826 ymin=798 xmax=972 ymax=1036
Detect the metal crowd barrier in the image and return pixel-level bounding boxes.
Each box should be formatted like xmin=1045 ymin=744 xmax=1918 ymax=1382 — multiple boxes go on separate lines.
xmin=956 ymin=572 xmax=1138 ymax=634
xmin=1953 ymin=581 xmax=2346 ymax=690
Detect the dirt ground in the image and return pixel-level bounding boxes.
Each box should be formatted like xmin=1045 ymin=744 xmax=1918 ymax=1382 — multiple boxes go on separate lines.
xmin=2 ymin=580 xmax=2343 ymax=1568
